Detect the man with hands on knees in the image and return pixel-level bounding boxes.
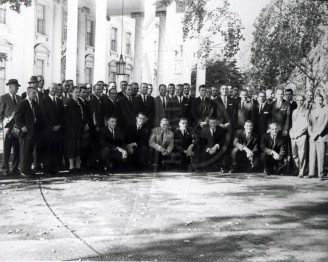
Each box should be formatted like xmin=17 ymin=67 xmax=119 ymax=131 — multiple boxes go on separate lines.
xmin=149 ymin=118 xmax=174 ymax=171
xmin=99 ymin=116 xmax=128 ymax=173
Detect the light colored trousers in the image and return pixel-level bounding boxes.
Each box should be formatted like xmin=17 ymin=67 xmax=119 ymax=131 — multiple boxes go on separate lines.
xmin=291 ymin=135 xmax=307 ymax=176
xmin=308 ymin=140 xmax=326 ymax=178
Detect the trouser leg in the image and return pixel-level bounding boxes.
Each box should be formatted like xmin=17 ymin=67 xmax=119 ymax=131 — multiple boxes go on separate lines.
xmin=316 ymin=142 xmax=326 ymax=178
xmin=2 ymin=128 xmax=12 ymax=171
xmin=296 ymin=135 xmax=307 ymax=176
xmin=308 ymin=141 xmax=316 ymax=177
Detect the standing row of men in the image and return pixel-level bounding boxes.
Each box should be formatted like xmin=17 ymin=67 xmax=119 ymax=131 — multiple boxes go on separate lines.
xmin=0 ymin=76 xmax=327 ymax=180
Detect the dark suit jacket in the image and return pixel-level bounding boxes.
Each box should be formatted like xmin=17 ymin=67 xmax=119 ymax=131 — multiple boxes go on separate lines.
xmin=154 ymin=95 xmax=169 ymax=127
xmin=134 ymin=95 xmax=155 ymax=126
xmin=177 ymin=96 xmax=192 ymax=124
xmin=173 ymin=127 xmax=194 ymax=153
xmin=0 ymin=93 xmax=22 ymax=128
xmin=261 ymin=133 xmax=287 ymax=159
xmin=125 ymin=123 xmax=150 ymax=147
xmin=215 ymin=96 xmax=237 ymax=129
xmin=233 ymin=130 xmax=259 ymax=154
xmin=22 ymin=90 xmax=45 ymax=106
xmin=100 ymin=96 xmax=119 ymax=119
xmin=191 ymin=97 xmax=214 ymax=127
xmin=78 ymin=98 xmax=93 ymax=127
xmin=237 ymin=100 xmax=254 ymax=130
xmin=254 ymin=102 xmax=271 ymax=137
xmin=197 ymin=126 xmax=225 ymax=152
xmin=14 ymin=99 xmax=42 ymax=140
xmin=271 ymin=100 xmax=291 ymax=132
xmin=166 ymin=95 xmax=180 ymax=128
xmin=117 ymin=95 xmax=137 ymax=127
xmin=99 ymin=126 xmax=126 ymax=152
xmin=41 ymin=95 xmax=65 ymax=135
xmin=89 ymin=94 xmax=104 ymax=128
xmin=61 ymin=93 xmax=72 ymax=106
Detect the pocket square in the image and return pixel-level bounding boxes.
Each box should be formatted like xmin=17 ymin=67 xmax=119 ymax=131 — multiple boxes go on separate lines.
xmin=264 ymin=112 xmax=268 ymax=114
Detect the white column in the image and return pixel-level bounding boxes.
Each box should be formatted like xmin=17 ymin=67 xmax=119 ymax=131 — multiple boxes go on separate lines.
xmin=182 ymin=39 xmax=192 ymax=83
xmin=93 ymin=0 xmax=107 ymax=83
xmin=52 ymin=2 xmax=63 ymax=83
xmin=196 ymin=36 xmax=206 ymax=97
xmin=131 ymin=12 xmax=144 ymax=84
xmin=77 ymin=7 xmax=88 ymax=84
xmin=23 ymin=0 xmax=35 ymax=85
xmin=65 ymin=0 xmax=78 ymax=83
xmin=156 ymin=11 xmax=167 ymax=88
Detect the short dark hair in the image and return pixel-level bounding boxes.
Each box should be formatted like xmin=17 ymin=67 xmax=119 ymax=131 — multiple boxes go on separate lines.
xmin=245 ymin=120 xmax=253 ymax=125
xmin=136 ymin=112 xmax=146 ymax=117
xmin=275 ymin=87 xmax=285 ymax=93
xmin=199 ymin=84 xmax=206 ymax=90
xmin=179 ymin=117 xmax=188 ymax=122
xmin=80 ymin=85 xmax=87 ymax=90
xmin=159 ymin=84 xmax=166 ymax=89
xmin=107 ymin=115 xmax=118 ymax=121
xmin=183 ymin=83 xmax=190 ymax=87
xmin=285 ymin=88 xmax=293 ymax=95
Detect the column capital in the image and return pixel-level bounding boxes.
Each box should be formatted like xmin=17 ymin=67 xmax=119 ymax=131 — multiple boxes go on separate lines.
xmin=131 ymin=12 xmax=144 ymax=19
xmin=79 ymin=6 xmax=90 ymax=14
xmin=155 ymin=11 xmax=166 ymax=17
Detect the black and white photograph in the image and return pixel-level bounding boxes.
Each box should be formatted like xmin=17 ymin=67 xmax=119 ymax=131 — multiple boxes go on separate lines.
xmin=0 ymin=0 xmax=328 ymax=260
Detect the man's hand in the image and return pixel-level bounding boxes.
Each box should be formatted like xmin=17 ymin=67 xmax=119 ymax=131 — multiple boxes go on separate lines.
xmin=127 ymin=147 xmax=134 ymax=155
xmin=272 ymin=151 xmax=280 ymax=160
xmin=117 ymin=147 xmax=128 ymax=159
xmin=220 ymin=123 xmax=230 ymax=129
xmin=84 ymin=124 xmax=90 ymax=132
xmin=95 ymin=126 xmax=100 ymax=132
xmin=52 ymin=125 xmax=60 ymax=132
xmin=162 ymin=150 xmax=169 ymax=156
xmin=21 ymin=126 xmax=28 ymax=133
xmin=282 ymin=130 xmax=288 ymax=136
xmin=244 ymin=147 xmax=253 ymax=158
xmin=200 ymin=121 xmax=207 ymax=128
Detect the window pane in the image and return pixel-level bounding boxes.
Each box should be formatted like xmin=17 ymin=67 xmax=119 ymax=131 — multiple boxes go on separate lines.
xmin=126 ymin=32 xmax=131 ymax=55
xmin=35 ymin=59 xmax=44 ymax=76
xmin=86 ymin=20 xmax=93 ymax=46
xmin=37 ymin=5 xmax=45 ymax=34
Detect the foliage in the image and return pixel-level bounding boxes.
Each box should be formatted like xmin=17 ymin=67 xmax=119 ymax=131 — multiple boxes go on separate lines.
xmin=205 ymin=59 xmax=244 ymax=87
xmin=0 ymin=53 xmax=7 ymax=70
xmin=1 ymin=0 xmax=31 ymax=13
xmin=156 ymin=0 xmax=244 ymax=62
xmin=250 ymin=0 xmax=328 ymax=91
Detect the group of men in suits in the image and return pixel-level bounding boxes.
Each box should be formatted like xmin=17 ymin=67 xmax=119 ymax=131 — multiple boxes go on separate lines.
xmin=0 ymin=76 xmax=327 ymax=180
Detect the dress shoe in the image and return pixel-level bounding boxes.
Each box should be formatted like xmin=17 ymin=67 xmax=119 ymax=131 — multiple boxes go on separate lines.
xmin=298 ymin=174 xmax=304 ymax=178
xmin=220 ymin=168 xmax=228 ymax=173
xmin=20 ymin=173 xmax=33 ymax=178
xmin=319 ymin=176 xmax=324 ymax=181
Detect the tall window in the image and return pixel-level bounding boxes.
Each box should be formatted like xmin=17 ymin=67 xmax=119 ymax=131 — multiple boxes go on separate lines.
xmin=126 ymin=32 xmax=131 ymax=55
xmin=85 ymin=67 xmax=93 ymax=84
xmin=86 ymin=20 xmax=94 ymax=46
xmin=0 ymin=60 xmax=5 ymax=95
xmin=37 ymin=4 xmax=45 ymax=34
xmin=111 ymin=27 xmax=117 ymax=52
xmin=0 ymin=8 xmax=6 ymax=24
xmin=111 ymin=71 xmax=116 ymax=82
xmin=62 ymin=12 xmax=67 ymax=41
xmin=35 ymin=59 xmax=44 ymax=76
xmin=61 ymin=56 xmax=66 ymax=82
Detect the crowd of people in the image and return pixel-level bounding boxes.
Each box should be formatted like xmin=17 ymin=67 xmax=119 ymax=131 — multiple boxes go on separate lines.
xmin=0 ymin=75 xmax=327 ymax=181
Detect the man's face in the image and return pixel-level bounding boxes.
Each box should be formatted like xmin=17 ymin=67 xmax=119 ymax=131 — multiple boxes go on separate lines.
xmin=109 ymin=83 xmax=116 ymax=89
xmin=199 ymin=87 xmax=206 ymax=97
xmin=160 ymin=120 xmax=169 ymax=131
xmin=266 ymin=90 xmax=273 ymax=99
xmin=244 ymin=122 xmax=253 ymax=133
xmin=285 ymin=91 xmax=293 ymax=102
xmin=126 ymin=85 xmax=133 ymax=96
xmin=49 ymin=84 xmax=57 ymax=96
xmin=247 ymin=88 xmax=253 ymax=97
xmin=305 ymin=91 xmax=313 ymax=102
xmin=136 ymin=114 xmax=146 ymax=126
xmin=38 ymin=76 xmax=44 ymax=89
xmin=296 ymin=96 xmax=304 ymax=108
xmin=56 ymin=86 xmax=63 ymax=97
xmin=220 ymin=85 xmax=228 ymax=96
xmin=107 ymin=118 xmax=117 ymax=129
xmin=8 ymin=84 xmax=19 ymax=95
xmin=147 ymin=85 xmax=153 ymax=95
xmin=159 ymin=86 xmax=167 ymax=97
xmin=240 ymin=91 xmax=248 ymax=102
xmin=30 ymin=82 xmax=38 ymax=89
xmin=227 ymin=86 xmax=233 ymax=96
xmin=63 ymin=82 xmax=69 ymax=92
xmin=72 ymin=88 xmax=80 ymax=99
xmin=206 ymin=88 xmax=212 ymax=98
xmin=233 ymin=87 xmax=239 ymax=97
xmin=80 ymin=89 xmax=88 ymax=100
xmin=257 ymin=92 xmax=266 ymax=103
xmin=140 ymin=84 xmax=148 ymax=95
xmin=28 ymin=89 xmax=38 ymax=101
xmin=68 ymin=81 xmax=74 ymax=92
xmin=179 ymin=119 xmax=188 ymax=130
xmin=132 ymin=84 xmax=139 ymax=96
xmin=176 ymin=86 xmax=183 ymax=96
xmin=276 ymin=90 xmax=284 ymax=101
xmin=120 ymin=82 xmax=127 ymax=92
xmin=183 ymin=85 xmax=190 ymax=95
xmin=108 ymin=88 xmax=118 ymax=101
xmin=94 ymin=85 xmax=103 ymax=96
xmin=211 ymin=87 xmax=218 ymax=97
xmin=168 ymin=85 xmax=175 ymax=96
xmin=316 ymin=96 xmax=323 ymax=106
xmin=209 ymin=119 xmax=217 ymax=130
xmin=269 ymin=125 xmax=278 ymax=136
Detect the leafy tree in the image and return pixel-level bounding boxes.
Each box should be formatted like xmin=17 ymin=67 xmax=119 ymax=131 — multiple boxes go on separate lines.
xmin=1 ymin=0 xmax=31 ymax=13
xmin=250 ymin=0 xmax=328 ymax=91
xmin=156 ymin=0 xmax=244 ymax=63
xmin=206 ymin=59 xmax=244 ymax=87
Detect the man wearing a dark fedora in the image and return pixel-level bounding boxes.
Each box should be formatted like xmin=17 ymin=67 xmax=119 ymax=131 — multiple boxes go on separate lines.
xmin=21 ymin=76 xmax=44 ymax=105
xmin=0 ymin=79 xmax=22 ymax=176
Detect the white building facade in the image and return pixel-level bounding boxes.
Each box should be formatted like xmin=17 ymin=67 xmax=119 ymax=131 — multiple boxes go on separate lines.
xmin=0 ymin=0 xmax=199 ymax=96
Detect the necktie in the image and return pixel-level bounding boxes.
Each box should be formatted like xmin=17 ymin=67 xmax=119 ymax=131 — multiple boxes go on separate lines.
xmin=162 ymin=97 xmax=166 ymax=108
xmin=112 ymin=129 xmax=115 ymax=140
xmin=259 ymin=103 xmax=263 ymax=114
xmin=12 ymin=95 xmax=17 ymax=105
xmin=77 ymin=100 xmax=84 ymax=121
xmin=223 ymin=97 xmax=227 ymax=108
xmin=161 ymin=131 xmax=164 ymax=146
xmin=307 ymin=103 xmax=310 ymax=110
xmin=35 ymin=94 xmax=39 ymax=105
xmin=273 ymin=136 xmax=276 ymax=147
xmin=30 ymin=101 xmax=36 ymax=123
xmin=241 ymin=102 xmax=244 ymax=110
xmin=277 ymin=101 xmax=281 ymax=109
